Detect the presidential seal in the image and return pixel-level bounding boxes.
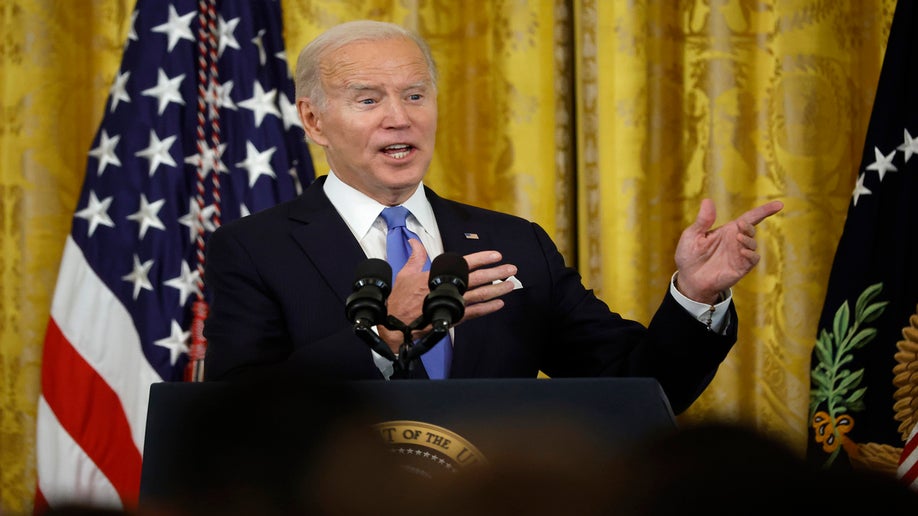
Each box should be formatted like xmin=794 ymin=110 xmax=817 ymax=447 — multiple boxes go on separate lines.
xmin=374 ymin=420 xmax=487 ymax=480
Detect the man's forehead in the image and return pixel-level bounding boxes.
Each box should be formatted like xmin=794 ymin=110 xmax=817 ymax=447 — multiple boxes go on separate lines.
xmin=320 ymin=41 xmax=431 ymax=87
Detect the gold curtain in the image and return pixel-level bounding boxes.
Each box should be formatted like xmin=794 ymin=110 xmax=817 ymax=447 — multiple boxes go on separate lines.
xmin=0 ymin=0 xmax=897 ymax=511
xmin=575 ymin=0 xmax=896 ymax=445
xmin=1 ymin=1 xmax=136 ymax=512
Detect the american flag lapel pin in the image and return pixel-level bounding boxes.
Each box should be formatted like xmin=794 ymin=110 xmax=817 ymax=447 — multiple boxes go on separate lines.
xmin=464 ymin=232 xmax=479 ymax=240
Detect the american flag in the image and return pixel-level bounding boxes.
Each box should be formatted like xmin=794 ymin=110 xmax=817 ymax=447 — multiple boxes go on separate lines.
xmin=34 ymin=0 xmax=313 ymax=511
xmin=806 ymin=0 xmax=918 ymax=491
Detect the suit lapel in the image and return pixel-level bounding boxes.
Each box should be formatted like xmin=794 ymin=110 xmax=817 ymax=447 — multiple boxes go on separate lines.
xmin=425 ymin=186 xmax=494 ymax=256
xmin=425 ymin=187 xmax=496 ymax=376
xmin=287 ymin=176 xmax=367 ymax=304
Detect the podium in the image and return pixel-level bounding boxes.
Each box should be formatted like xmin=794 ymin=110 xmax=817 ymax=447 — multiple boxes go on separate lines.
xmin=139 ymin=378 xmax=676 ymax=512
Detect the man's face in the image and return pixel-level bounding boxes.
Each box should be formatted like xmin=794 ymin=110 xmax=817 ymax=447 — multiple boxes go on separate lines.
xmin=298 ymin=37 xmax=437 ymax=205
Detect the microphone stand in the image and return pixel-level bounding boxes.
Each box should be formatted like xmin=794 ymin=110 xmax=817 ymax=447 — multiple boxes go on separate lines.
xmin=348 ymin=253 xmax=466 ymax=379
xmin=352 ymin=315 xmax=448 ymax=379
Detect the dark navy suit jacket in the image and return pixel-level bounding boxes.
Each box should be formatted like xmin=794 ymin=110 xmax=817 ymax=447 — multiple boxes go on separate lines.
xmin=202 ymin=175 xmax=737 ymax=413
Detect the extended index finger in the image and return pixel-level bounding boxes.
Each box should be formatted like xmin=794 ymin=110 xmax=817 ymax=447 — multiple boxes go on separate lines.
xmin=741 ymin=200 xmax=784 ymax=226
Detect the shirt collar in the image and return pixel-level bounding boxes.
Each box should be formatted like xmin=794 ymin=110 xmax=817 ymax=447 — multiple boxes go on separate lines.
xmin=323 ymin=170 xmax=436 ymax=237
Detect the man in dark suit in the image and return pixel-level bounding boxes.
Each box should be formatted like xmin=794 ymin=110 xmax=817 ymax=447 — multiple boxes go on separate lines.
xmin=202 ymin=20 xmax=782 ymax=414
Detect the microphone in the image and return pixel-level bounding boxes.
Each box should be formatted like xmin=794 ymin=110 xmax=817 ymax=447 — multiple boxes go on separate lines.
xmin=422 ymin=252 xmax=468 ymax=331
xmin=345 ymin=258 xmax=392 ymax=329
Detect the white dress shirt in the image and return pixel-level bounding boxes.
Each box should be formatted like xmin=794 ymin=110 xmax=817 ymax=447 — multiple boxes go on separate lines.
xmin=323 ymin=171 xmax=444 ymax=378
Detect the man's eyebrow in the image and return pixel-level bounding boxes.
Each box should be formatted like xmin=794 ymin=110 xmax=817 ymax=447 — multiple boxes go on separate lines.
xmin=341 ymin=80 xmax=431 ymax=95
xmin=345 ymin=82 xmax=377 ymax=92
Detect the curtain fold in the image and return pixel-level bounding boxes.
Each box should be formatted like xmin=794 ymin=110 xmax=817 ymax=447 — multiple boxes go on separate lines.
xmin=0 ymin=0 xmax=898 ymax=511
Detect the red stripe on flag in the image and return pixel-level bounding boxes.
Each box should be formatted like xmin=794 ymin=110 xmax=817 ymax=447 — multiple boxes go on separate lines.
xmin=900 ymin=431 xmax=918 ymax=487
xmin=900 ymin=431 xmax=918 ymax=466
xmin=901 ymin=464 xmax=918 ymax=487
xmin=33 ymin=487 xmax=48 ymax=516
xmin=41 ymin=318 xmax=142 ymax=507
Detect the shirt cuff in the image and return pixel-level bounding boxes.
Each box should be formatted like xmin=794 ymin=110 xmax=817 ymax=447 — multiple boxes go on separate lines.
xmin=669 ymin=272 xmax=732 ymax=333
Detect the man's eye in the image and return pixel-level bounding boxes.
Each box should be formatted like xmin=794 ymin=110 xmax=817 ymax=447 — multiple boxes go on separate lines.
xmin=408 ymin=94 xmax=422 ymax=101
xmin=358 ymin=98 xmax=376 ymax=105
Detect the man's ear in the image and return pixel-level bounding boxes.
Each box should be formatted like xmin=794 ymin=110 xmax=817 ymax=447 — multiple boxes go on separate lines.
xmin=297 ymin=97 xmax=327 ymax=146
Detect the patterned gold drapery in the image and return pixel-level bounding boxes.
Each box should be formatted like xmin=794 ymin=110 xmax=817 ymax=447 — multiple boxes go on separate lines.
xmin=571 ymin=1 xmax=895 ymax=441
xmin=0 ymin=0 xmax=897 ymax=511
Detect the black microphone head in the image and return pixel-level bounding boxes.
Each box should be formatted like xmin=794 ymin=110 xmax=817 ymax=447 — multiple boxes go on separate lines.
xmin=428 ymin=252 xmax=468 ymax=293
xmin=345 ymin=258 xmax=392 ymax=326
xmin=353 ymin=258 xmax=392 ymax=296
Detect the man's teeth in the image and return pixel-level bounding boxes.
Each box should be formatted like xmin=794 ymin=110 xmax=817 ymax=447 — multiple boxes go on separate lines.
xmin=384 ymin=145 xmax=410 ymax=159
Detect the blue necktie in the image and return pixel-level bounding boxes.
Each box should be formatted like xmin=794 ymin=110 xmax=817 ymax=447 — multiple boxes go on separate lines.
xmin=380 ymin=206 xmax=452 ymax=379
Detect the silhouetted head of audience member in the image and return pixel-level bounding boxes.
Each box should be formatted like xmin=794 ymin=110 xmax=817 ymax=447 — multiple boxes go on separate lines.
xmin=604 ymin=421 xmax=918 ymax=514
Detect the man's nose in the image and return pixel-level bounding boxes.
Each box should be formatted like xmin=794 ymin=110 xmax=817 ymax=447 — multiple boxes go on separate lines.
xmin=383 ymin=100 xmax=411 ymax=127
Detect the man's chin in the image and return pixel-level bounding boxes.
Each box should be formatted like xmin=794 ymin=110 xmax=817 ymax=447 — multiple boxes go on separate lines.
xmin=381 ymin=167 xmax=427 ymax=188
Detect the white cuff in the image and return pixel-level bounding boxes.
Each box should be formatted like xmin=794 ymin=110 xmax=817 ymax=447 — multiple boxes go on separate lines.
xmin=669 ymin=272 xmax=732 ymax=333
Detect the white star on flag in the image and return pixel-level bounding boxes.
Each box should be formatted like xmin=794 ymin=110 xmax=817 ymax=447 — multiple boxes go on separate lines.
xmin=88 ymin=130 xmax=122 ymax=175
xmin=865 ymin=146 xmax=898 ymax=181
xmin=237 ymin=141 xmax=278 ymax=186
xmin=151 ymin=4 xmax=195 ymax=52
xmin=238 ymin=81 xmax=280 ymax=127
xmin=142 ymin=68 xmax=186 ymax=115
xmin=126 ymin=194 xmax=166 ymax=239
